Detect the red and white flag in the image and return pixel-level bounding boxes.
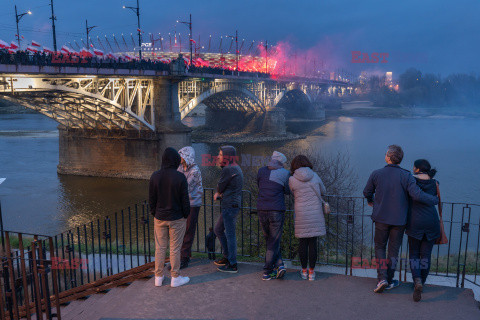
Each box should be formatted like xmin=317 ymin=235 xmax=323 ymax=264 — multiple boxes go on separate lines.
xmin=0 ymin=39 xmax=9 ymax=49
xmin=27 ymin=45 xmax=39 ymax=53
xmin=80 ymin=47 xmax=93 ymax=57
xmin=9 ymin=41 xmax=19 ymax=49
xmin=136 ymin=28 xmax=145 ymax=33
xmin=60 ymin=45 xmax=72 ymax=54
xmin=7 ymin=48 xmax=17 ymax=54
xmin=93 ymin=48 xmax=104 ymax=56
xmin=43 ymin=47 xmax=54 ymax=54
xmin=31 ymin=40 xmax=41 ymax=47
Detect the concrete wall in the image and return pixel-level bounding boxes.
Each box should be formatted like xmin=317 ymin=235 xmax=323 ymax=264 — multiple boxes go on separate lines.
xmin=57 ymin=127 xmax=190 ymax=179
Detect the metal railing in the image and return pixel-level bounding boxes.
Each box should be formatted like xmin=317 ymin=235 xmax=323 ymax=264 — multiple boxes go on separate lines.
xmin=0 ymin=189 xmax=478 ymax=319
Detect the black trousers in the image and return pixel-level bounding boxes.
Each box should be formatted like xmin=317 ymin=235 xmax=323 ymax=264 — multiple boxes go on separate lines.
xmin=408 ymin=235 xmax=435 ymax=283
xmin=374 ymin=222 xmax=406 ymax=283
xmin=298 ymin=237 xmax=318 ymax=269
xmin=180 ymin=206 xmax=200 ymax=261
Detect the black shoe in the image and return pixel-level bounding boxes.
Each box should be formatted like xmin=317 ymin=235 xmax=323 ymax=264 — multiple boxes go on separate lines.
xmin=413 ymin=279 xmax=423 ymax=302
xmin=214 ymin=257 xmax=229 ymax=266
xmin=180 ymin=259 xmax=189 ymax=269
xmin=217 ymin=263 xmax=238 ymax=273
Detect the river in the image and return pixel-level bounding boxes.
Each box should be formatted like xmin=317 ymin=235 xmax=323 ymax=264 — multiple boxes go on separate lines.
xmin=0 ymin=112 xmax=479 ymax=235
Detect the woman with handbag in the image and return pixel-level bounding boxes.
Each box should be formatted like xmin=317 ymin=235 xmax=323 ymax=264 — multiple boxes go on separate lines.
xmin=406 ymin=159 xmax=445 ymax=302
xmin=289 ymin=155 xmax=327 ymax=281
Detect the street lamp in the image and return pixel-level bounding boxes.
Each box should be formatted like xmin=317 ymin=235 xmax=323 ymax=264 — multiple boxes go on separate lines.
xmin=122 ymin=0 xmax=142 ymax=60
xmin=85 ymin=20 xmax=97 ymax=49
xmin=177 ymin=14 xmax=193 ymax=67
xmin=14 ymin=5 xmax=32 ymax=50
xmin=226 ymin=30 xmax=239 ymax=74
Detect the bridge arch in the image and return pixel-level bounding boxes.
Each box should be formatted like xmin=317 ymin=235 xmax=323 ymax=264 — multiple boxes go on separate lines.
xmin=179 ymin=83 xmax=266 ymax=119
xmin=273 ymin=89 xmax=315 ymax=118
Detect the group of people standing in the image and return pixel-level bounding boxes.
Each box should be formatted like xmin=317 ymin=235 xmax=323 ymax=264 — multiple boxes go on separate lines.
xmin=149 ymin=143 xmax=444 ymax=302
xmin=148 ymin=145 xmax=329 ymax=287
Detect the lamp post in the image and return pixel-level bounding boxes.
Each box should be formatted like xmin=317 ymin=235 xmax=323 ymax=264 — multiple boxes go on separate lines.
xmin=85 ymin=20 xmax=97 ymax=49
xmin=177 ymin=14 xmax=193 ymax=67
xmin=123 ymin=0 xmax=142 ymax=60
xmin=14 ymin=5 xmax=31 ymax=50
xmin=49 ymin=0 xmax=57 ymax=52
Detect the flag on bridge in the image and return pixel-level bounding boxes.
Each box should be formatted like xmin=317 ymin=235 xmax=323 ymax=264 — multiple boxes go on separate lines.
xmin=27 ymin=45 xmax=39 ymax=53
xmin=136 ymin=28 xmax=145 ymax=33
xmin=31 ymin=40 xmax=41 ymax=47
xmin=93 ymin=48 xmax=104 ymax=56
xmin=43 ymin=47 xmax=54 ymax=54
xmin=0 ymin=39 xmax=9 ymax=49
xmin=61 ymin=45 xmax=72 ymax=54
xmin=9 ymin=41 xmax=18 ymax=49
xmin=80 ymin=47 xmax=93 ymax=58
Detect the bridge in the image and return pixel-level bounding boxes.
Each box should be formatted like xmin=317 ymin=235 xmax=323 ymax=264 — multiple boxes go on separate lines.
xmin=0 ymin=55 xmax=352 ymax=178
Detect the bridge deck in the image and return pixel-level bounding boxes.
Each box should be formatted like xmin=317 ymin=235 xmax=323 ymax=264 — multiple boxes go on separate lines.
xmin=60 ymin=260 xmax=480 ymax=320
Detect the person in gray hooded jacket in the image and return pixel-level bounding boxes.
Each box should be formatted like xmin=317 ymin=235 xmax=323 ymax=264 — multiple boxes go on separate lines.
xmin=178 ymin=146 xmax=203 ymax=269
xmin=213 ymin=146 xmax=244 ymax=273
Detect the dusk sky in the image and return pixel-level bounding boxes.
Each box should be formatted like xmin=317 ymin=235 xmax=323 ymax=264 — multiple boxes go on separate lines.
xmin=1 ymin=0 xmax=479 ymax=76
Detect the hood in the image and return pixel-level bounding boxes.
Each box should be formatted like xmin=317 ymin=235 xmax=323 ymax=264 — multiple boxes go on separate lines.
xmin=178 ymin=146 xmax=196 ymax=168
xmin=267 ymin=159 xmax=283 ymax=170
xmin=161 ymin=147 xmax=181 ymax=169
xmin=293 ymin=167 xmax=314 ymax=182
xmin=220 ymin=145 xmax=237 ymax=167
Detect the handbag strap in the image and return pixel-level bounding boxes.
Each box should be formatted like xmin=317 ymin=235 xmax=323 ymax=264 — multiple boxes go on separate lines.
xmin=308 ymin=182 xmax=324 ymax=203
xmin=436 ymin=181 xmax=443 ymax=218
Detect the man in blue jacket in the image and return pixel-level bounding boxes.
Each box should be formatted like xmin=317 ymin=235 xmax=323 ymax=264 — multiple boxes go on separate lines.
xmin=363 ymin=145 xmax=439 ymax=293
xmin=257 ymin=151 xmax=290 ymax=280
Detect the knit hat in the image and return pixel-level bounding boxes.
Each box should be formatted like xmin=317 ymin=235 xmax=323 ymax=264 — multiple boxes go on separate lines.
xmin=271 ymin=151 xmax=287 ymax=165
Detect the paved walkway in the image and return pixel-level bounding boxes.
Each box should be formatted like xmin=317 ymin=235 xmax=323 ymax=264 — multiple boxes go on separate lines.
xmin=62 ymin=260 xmax=480 ymax=320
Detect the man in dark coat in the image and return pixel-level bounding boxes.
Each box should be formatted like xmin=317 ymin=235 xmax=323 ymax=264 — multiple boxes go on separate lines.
xmin=149 ymin=147 xmax=190 ymax=288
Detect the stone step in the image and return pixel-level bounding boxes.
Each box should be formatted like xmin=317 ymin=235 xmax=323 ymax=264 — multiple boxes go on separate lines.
xmin=61 ymin=292 xmax=108 ymax=320
xmin=73 ymin=286 xmax=129 ymax=320
xmin=82 ymin=277 xmax=153 ymax=320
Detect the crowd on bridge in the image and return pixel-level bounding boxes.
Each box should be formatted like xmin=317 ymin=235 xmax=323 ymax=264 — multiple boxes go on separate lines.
xmin=149 ymin=144 xmax=447 ymax=302
xmin=0 ymin=48 xmax=270 ymax=78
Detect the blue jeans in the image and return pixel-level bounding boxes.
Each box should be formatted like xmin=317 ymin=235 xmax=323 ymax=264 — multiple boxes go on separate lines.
xmin=408 ymin=235 xmax=435 ymax=283
xmin=258 ymin=211 xmax=285 ymax=274
xmin=214 ymin=207 xmax=240 ymax=265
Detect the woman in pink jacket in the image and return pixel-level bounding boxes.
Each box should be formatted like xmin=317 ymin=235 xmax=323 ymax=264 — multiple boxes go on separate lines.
xmin=289 ymin=155 xmax=327 ymax=281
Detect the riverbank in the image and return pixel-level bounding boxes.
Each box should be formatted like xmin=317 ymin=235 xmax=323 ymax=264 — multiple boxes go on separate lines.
xmin=328 ymin=104 xmax=480 ymax=119
xmin=192 ymin=128 xmax=305 ymax=143
xmin=0 ymin=99 xmax=35 ymax=114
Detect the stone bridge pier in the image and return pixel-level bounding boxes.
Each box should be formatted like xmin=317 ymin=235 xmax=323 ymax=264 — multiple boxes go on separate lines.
xmin=204 ymin=106 xmax=286 ymax=136
xmin=57 ymin=79 xmax=191 ymax=179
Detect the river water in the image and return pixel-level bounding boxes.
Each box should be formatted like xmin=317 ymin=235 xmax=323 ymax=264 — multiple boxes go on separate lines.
xmin=0 ymin=113 xmax=479 ymax=235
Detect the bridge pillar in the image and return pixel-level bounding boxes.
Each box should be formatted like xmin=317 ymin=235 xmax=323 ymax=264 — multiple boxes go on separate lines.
xmin=57 ymin=79 xmax=191 ymax=179
xmin=262 ymin=107 xmax=286 ymax=135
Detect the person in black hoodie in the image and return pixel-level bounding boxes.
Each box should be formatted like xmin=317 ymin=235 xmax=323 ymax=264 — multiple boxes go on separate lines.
xmin=149 ymin=147 xmax=191 ymax=288
xmin=406 ymin=159 xmax=441 ymax=302
xmin=213 ymin=146 xmax=244 ymax=273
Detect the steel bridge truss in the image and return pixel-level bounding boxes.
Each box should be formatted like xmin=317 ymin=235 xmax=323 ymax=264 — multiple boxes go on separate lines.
xmin=0 ymin=75 xmax=155 ymax=131
xmin=177 ymin=78 xmax=334 ymax=120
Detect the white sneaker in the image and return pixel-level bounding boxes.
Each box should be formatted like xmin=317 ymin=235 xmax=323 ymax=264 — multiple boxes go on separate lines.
xmin=301 ymin=269 xmax=308 ymax=280
xmin=154 ymin=276 xmax=164 ymax=287
xmin=171 ymin=276 xmax=190 ymax=288
xmin=308 ymin=271 xmax=316 ymax=281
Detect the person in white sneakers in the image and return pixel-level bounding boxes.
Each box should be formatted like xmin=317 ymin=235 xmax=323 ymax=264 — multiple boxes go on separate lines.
xmin=149 ymin=147 xmax=191 ymax=288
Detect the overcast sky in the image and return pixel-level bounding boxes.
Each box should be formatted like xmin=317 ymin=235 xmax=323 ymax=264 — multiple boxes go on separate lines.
xmin=1 ymin=0 xmax=479 ymax=76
